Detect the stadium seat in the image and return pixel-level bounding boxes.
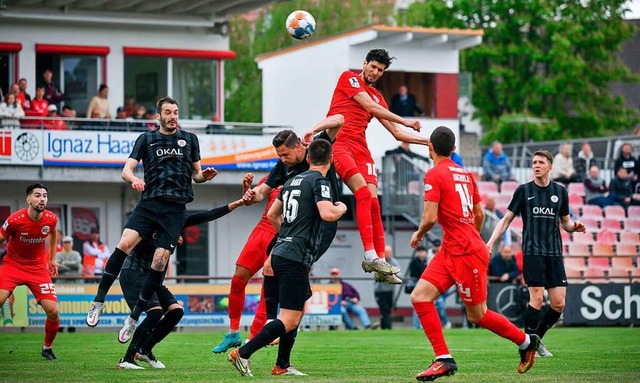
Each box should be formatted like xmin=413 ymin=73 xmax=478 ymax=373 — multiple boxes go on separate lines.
xmin=611 ymin=257 xmax=634 ymax=271
xmin=564 ymin=268 xmax=583 ymax=282
xmin=560 ymin=229 xmax=571 ymax=242
xmin=607 ymin=268 xmax=631 ymax=283
xmin=615 ymin=243 xmax=638 ymax=257
xmin=592 ymin=243 xmax=614 ymax=257
xmin=496 ymin=203 xmax=509 ymax=213
xmin=580 ymin=217 xmax=600 ymax=232
xmin=494 ymin=194 xmax=512 ymax=205
xmin=568 ymin=183 xmax=585 ymax=197
xmin=572 ymin=232 xmax=595 ymax=245
xmin=630 ymin=266 xmax=640 ymax=283
xmin=604 ymin=205 xmax=627 ymax=220
xmin=588 ymin=256 xmax=610 ymax=269
xmin=600 ymin=218 xmax=622 ymax=233
xmin=477 ymin=181 xmax=498 ymax=195
xmin=619 ymin=231 xmax=640 ymax=244
xmin=628 ymin=206 xmax=640 ymax=218
xmin=580 ymin=205 xmax=603 ymax=219
xmin=596 ymin=230 xmax=617 ymax=245
xmin=569 ymin=194 xmax=584 ymax=208
xmin=564 ymin=257 xmax=587 ymax=270
xmin=584 ymin=267 xmax=607 ymax=283
xmin=624 ymin=219 xmax=640 ymax=233
xmin=510 ymin=217 xmax=523 ymax=232
xmin=500 ymin=181 xmax=519 ymax=195
xmin=567 ymin=243 xmax=590 ymax=257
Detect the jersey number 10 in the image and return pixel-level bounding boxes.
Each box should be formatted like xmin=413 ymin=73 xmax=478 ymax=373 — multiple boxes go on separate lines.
xmin=282 ymin=189 xmax=301 ymax=223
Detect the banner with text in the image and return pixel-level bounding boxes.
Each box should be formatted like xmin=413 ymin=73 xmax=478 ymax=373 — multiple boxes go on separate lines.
xmin=563 ymin=284 xmax=640 ymax=326
xmin=0 ymin=129 xmax=279 ymax=170
xmin=17 ymin=283 xmax=342 ymax=328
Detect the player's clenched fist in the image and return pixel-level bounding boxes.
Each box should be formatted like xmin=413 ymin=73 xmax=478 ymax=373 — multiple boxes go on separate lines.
xmin=242 ymin=173 xmax=254 ymax=193
xmin=410 ymin=231 xmax=423 ymax=249
xmin=404 ymin=119 xmax=421 ymax=132
xmin=131 ymin=178 xmax=145 ymax=191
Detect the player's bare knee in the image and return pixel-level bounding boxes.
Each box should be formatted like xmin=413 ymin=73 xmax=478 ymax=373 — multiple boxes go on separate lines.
xmin=46 ymin=308 xmax=59 ymax=320
xmin=551 ymin=300 xmax=565 ymax=312
xmin=410 ymin=290 xmax=435 ymax=304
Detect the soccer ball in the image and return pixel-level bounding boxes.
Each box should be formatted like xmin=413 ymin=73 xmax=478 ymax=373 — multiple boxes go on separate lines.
xmin=286 ymin=10 xmax=316 ymax=40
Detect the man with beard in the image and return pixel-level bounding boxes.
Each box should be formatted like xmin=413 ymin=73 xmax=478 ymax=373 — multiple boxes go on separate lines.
xmin=86 ymin=97 xmax=217 ymax=345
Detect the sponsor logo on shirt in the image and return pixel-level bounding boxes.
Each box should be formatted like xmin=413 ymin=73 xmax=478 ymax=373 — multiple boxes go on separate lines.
xmin=550 ymin=195 xmax=558 ymax=203
xmin=20 ymin=236 xmax=46 ymax=244
xmin=177 ymin=139 xmax=187 ymax=147
xmin=156 ymin=148 xmax=184 ymax=157
xmin=532 ymin=206 xmax=555 ymax=216
xmin=41 ymin=225 xmax=51 ymax=235
xmin=349 ymin=77 xmax=360 ymax=88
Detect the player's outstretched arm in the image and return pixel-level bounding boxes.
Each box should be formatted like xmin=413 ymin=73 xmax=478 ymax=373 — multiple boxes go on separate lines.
xmin=560 ymin=215 xmax=587 ymax=234
xmin=486 ymin=210 xmax=517 ymax=253
xmin=267 ymin=198 xmax=284 ymax=231
xmin=353 ymin=92 xmax=421 ymax=132
xmin=192 ymin=161 xmax=218 ymax=183
xmin=122 ymin=158 xmax=145 ymax=191
xmin=411 ymin=201 xmax=438 ymax=248
xmin=317 ymin=201 xmax=347 ymax=222
xmin=302 ymin=114 xmax=344 ymax=145
xmin=379 ymin=118 xmax=429 ymax=146
xmin=242 ymin=182 xmax=272 ymax=205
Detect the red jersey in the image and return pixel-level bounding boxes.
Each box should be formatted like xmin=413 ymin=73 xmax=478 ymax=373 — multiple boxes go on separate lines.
xmin=423 ymin=159 xmax=484 ymax=256
xmin=255 ymin=176 xmax=281 ymax=234
xmin=0 ymin=208 xmax=58 ymax=266
xmin=327 ymin=70 xmax=388 ymax=148
xmin=25 ymin=99 xmax=48 ymax=117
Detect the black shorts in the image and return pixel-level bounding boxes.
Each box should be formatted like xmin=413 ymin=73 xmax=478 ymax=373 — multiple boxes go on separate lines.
xmin=120 ymin=266 xmax=177 ymax=312
xmin=523 ymin=255 xmax=568 ymax=288
xmin=125 ymin=198 xmax=186 ymax=250
xmin=272 ymin=255 xmax=312 ymax=311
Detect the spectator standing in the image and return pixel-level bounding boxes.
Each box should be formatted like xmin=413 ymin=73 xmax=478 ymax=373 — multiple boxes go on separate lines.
xmin=40 ymin=69 xmax=64 ymax=108
xmin=374 ymin=246 xmax=400 ymax=329
xmin=82 ymin=228 xmax=111 ymax=280
xmin=489 ymin=244 xmax=521 ymax=283
xmin=86 ymin=84 xmax=111 ymax=119
xmin=574 ymin=142 xmax=594 ymax=182
xmin=0 ymin=93 xmax=25 ymax=127
xmin=55 ymin=236 xmax=82 ymax=283
xmin=390 ymin=85 xmax=425 ymax=117
xmin=584 ymin=166 xmax=616 ymax=207
xmin=614 ymin=143 xmax=639 ymax=192
xmin=482 ymin=141 xmax=513 ymax=184
xmin=17 ymin=78 xmax=32 ymax=110
xmin=552 ymin=144 xmax=580 ymax=184
xmin=331 ymin=268 xmax=372 ymax=330
xmin=26 ymin=85 xmax=49 ymax=117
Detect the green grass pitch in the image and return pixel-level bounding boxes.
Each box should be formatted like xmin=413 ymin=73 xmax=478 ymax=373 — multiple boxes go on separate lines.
xmin=1 ymin=327 xmax=639 ymax=382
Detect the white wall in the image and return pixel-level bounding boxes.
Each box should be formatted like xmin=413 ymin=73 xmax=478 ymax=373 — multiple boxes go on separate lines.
xmin=2 ymin=20 xmax=228 ymax=117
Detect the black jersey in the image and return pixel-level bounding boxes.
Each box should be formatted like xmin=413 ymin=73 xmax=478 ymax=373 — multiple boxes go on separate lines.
xmin=129 ymin=129 xmax=201 ymax=203
xmin=272 ymin=170 xmax=333 ymax=268
xmin=265 ymin=132 xmax=341 ymax=201
xmin=508 ymin=181 xmax=570 ymax=257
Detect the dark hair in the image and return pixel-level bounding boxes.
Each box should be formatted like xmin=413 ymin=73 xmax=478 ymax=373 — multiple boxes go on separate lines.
xmin=272 ymin=129 xmax=301 ymax=149
xmin=18 ymin=78 xmax=26 ymax=83
xmin=415 ymin=245 xmax=427 ymax=252
xmin=429 ymin=126 xmax=455 ymax=157
xmin=26 ymin=182 xmax=48 ymax=196
xmin=99 ymin=84 xmax=108 ymax=92
xmin=62 ymin=105 xmax=74 ymax=111
xmin=156 ymin=97 xmax=178 ymax=113
xmin=532 ymin=149 xmax=553 ymax=164
xmin=308 ymin=139 xmax=332 ymax=165
xmin=36 ymin=84 xmax=45 ymax=90
xmin=365 ymin=49 xmax=395 ymax=69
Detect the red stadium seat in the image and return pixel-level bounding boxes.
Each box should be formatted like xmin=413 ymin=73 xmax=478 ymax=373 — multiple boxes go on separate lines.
xmin=628 ymin=206 xmax=640 ymax=218
xmin=580 ymin=217 xmax=599 ymax=233
xmin=568 ymin=183 xmax=585 ymax=197
xmin=624 ymin=219 xmax=640 ymax=233
xmin=615 ymin=243 xmax=638 ymax=257
xmin=588 ymin=257 xmax=610 ymax=269
xmin=584 ymin=267 xmax=607 ymax=283
xmin=607 ymin=268 xmax=631 ymax=283
xmin=600 ymin=218 xmax=622 ymax=233
xmin=564 ymin=268 xmax=583 ymax=282
xmin=604 ymin=205 xmax=627 ymax=220
xmin=564 ymin=257 xmax=587 ymax=270
xmin=572 ymin=232 xmax=595 ymax=245
xmin=596 ymin=230 xmax=617 ymax=245
xmin=569 ymin=194 xmax=584 ymax=208
xmin=560 ymin=229 xmax=571 ymax=242
xmin=619 ymin=231 xmax=640 ymax=244
xmin=510 ymin=218 xmax=523 ymax=233
xmin=500 ymin=181 xmax=519 ymax=195
xmin=611 ymin=257 xmax=634 ymax=271
xmin=580 ymin=205 xmax=603 ymax=219
xmin=567 ymin=243 xmax=590 ymax=257
xmin=477 ymin=181 xmax=499 ymax=195
xmin=592 ymin=243 xmax=614 ymax=257
xmin=495 ymin=194 xmax=512 ymax=205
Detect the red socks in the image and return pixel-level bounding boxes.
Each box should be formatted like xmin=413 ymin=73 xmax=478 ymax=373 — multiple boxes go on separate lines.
xmin=413 ymin=301 xmax=450 ymax=356
xmin=477 ymin=309 xmax=526 ymax=345
xmin=249 ymin=285 xmax=268 ymax=338
xmin=229 ymin=275 xmax=248 ymax=331
xmin=44 ymin=318 xmax=59 ymax=348
xmin=354 ymin=186 xmax=374 ymax=251
xmin=370 ymin=197 xmax=385 ymax=257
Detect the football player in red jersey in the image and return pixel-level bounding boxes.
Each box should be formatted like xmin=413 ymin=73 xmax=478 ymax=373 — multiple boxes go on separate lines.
xmin=409 ymin=127 xmax=540 ymax=381
xmin=303 ymin=49 xmax=428 ymax=283
xmin=0 ymin=183 xmax=61 ymax=360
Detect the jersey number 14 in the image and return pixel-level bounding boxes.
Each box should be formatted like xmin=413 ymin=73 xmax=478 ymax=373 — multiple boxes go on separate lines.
xmin=454 ymin=183 xmax=473 ymax=217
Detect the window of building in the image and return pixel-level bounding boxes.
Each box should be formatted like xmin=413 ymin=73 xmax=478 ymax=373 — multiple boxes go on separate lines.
xmin=0 ymin=43 xmax=21 ymax=97
xmin=124 ymin=56 xmax=168 ymax=110
xmin=173 ymin=58 xmax=218 ymax=120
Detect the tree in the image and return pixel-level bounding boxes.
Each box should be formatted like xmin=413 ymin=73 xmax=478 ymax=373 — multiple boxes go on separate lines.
xmin=404 ymin=0 xmax=639 ymax=142
xmin=225 ymin=0 xmax=395 ymax=122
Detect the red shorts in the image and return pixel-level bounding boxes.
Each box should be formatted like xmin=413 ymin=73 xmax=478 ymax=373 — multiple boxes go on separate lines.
xmin=236 ymin=227 xmax=276 ymax=274
xmin=0 ymin=260 xmax=58 ymax=302
xmin=333 ymin=143 xmax=377 ymax=186
xmin=421 ymin=246 xmax=489 ymax=305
